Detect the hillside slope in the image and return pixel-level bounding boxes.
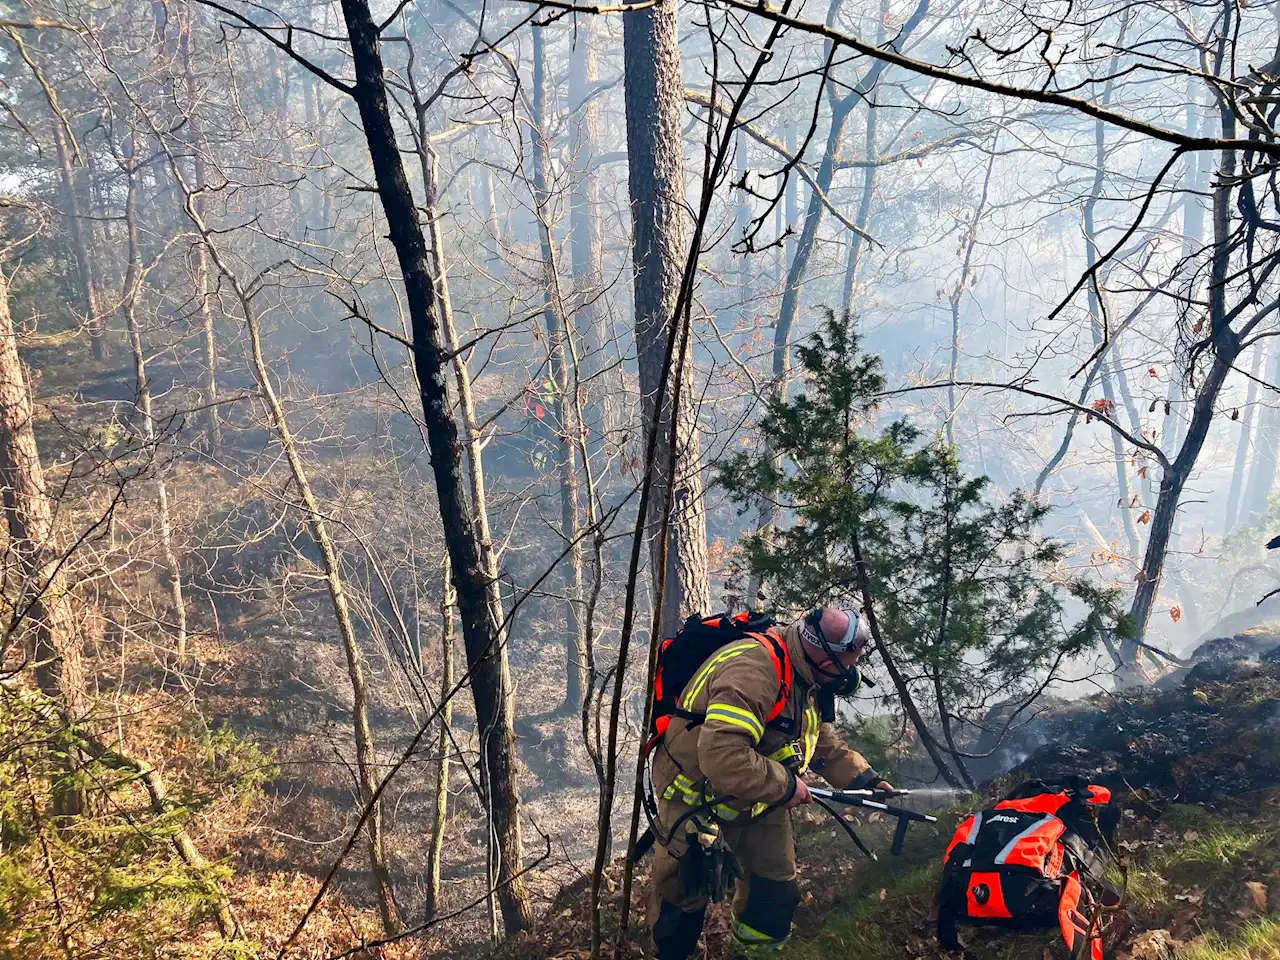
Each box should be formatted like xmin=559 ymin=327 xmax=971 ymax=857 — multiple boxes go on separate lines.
xmin=504 ymin=659 xmax=1280 ymax=960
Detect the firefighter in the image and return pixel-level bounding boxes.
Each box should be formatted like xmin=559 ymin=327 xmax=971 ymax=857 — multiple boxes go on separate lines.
xmin=646 ymin=607 xmax=893 ymax=959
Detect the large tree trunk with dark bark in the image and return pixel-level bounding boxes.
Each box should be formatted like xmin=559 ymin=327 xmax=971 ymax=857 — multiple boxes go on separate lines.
xmin=0 ymin=260 xmax=87 ymax=814
xmin=622 ymin=0 xmax=710 ymax=637
xmin=337 ymin=0 xmax=532 ymax=932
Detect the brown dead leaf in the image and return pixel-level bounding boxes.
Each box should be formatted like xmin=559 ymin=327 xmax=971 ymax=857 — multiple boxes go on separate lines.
xmin=1170 ymin=906 xmax=1199 ymax=938
xmin=1138 ymin=510 xmax=1152 ymax=525
xmin=1128 ymin=929 xmax=1177 ymax=960
xmin=1245 ymin=881 xmax=1268 ymax=912
xmin=1183 ymin=830 xmax=1201 ymax=842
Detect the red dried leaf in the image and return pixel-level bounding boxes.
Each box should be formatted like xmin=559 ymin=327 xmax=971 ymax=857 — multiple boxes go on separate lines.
xmin=1138 ymin=509 xmax=1152 ymax=525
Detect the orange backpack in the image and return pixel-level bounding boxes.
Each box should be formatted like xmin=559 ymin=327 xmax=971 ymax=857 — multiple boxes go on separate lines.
xmin=937 ymin=778 xmax=1119 ymax=960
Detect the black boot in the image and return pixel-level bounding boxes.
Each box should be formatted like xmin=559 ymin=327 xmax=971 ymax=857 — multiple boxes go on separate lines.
xmin=653 ymin=900 xmax=707 ymax=960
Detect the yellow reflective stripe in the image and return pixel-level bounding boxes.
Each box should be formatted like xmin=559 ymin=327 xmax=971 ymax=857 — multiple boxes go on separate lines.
xmin=800 ymin=703 xmax=820 ymax=773
xmin=704 ymin=711 xmax=761 ymax=742
xmin=767 ymin=743 xmax=801 ymax=764
xmin=705 ymin=703 xmax=765 ymax=742
xmin=681 ymin=642 xmax=759 ymax=707
xmin=668 ymin=773 xmax=702 ymax=806
xmin=661 ymin=773 xmax=746 ymax=820
xmin=732 ymin=920 xmax=787 ymax=945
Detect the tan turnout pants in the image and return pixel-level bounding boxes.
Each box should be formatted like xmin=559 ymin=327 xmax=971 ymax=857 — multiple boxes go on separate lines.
xmin=647 ymin=796 xmax=799 ymax=956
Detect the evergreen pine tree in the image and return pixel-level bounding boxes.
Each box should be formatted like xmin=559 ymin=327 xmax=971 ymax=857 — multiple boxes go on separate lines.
xmin=718 ymin=311 xmax=1124 ymax=787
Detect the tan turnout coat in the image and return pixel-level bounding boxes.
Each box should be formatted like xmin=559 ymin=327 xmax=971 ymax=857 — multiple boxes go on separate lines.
xmin=651 ymin=620 xmax=877 ymax=814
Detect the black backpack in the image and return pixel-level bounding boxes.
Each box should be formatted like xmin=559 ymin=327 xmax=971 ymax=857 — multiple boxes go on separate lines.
xmin=937 ymin=777 xmax=1120 ymax=960
xmin=643 ymin=610 xmax=787 ymax=748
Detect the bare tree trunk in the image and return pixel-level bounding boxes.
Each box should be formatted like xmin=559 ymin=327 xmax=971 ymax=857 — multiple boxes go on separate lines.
xmin=1242 ymin=346 xmax=1280 ymax=524
xmin=415 ymin=145 xmax=506 ymax=659
xmin=166 ymin=157 xmax=401 ymax=929
xmin=568 ymin=18 xmax=605 ymax=437
xmin=1082 ymin=120 xmax=1141 ymax=557
xmin=1122 ymin=112 xmax=1240 ymax=681
xmin=1225 ymin=342 xmax=1264 ymax=532
xmin=119 ymin=148 xmax=187 ymax=658
xmin=477 ymin=126 xmax=502 ymax=250
xmin=337 ymin=0 xmax=531 ymax=931
xmin=734 ymin=130 xmax=751 ymax=321
xmin=752 ymin=0 xmax=927 ymax=602
xmin=51 ymin=122 xmax=106 ymax=362
xmin=244 ymin=296 xmax=399 ymax=931
xmin=532 ymin=25 xmax=587 ymax=716
xmin=1165 ymin=83 xmax=1211 ymax=471
xmin=412 ymin=138 xmax=519 ymax=939
xmin=784 ymin=118 xmax=798 ymax=271
xmin=178 ymin=3 xmax=220 ymax=452
xmin=623 ymin=0 xmax=711 ymax=638
xmin=839 ymin=102 xmax=878 ymax=317
xmin=0 ymin=260 xmax=87 ymax=816
xmin=945 ymin=144 xmax=994 ymax=448
xmin=242 ymin=279 xmax=400 ymax=934
xmin=424 ymin=556 xmax=453 ymax=923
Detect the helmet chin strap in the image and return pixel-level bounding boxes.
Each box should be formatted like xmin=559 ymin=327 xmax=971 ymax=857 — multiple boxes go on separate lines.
xmin=802 ymin=630 xmax=861 ymax=693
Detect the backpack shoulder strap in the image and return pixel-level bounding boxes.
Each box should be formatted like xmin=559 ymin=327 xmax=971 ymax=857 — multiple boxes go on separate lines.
xmin=753 ymin=630 xmax=792 ymax=722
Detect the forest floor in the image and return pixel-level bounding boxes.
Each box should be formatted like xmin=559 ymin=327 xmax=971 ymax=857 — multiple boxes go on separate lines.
xmin=492 ymin=656 xmax=1280 ymax=960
